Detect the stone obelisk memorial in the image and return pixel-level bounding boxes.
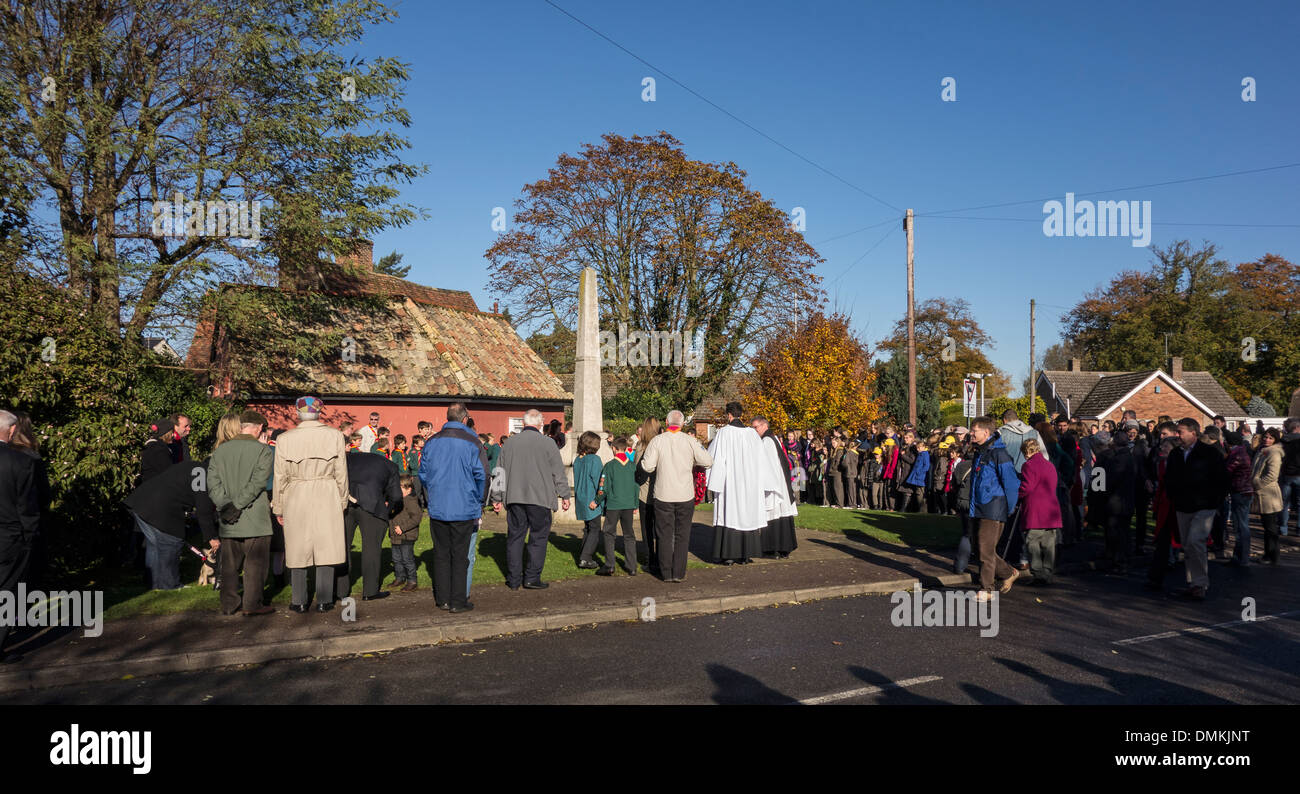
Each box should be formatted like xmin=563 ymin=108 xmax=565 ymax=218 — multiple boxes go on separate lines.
xmin=559 ymin=266 xmax=613 ymax=521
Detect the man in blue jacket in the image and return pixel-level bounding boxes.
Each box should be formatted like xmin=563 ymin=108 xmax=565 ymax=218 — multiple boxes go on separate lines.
xmin=969 ymin=416 xmax=1021 ymax=599
xmin=419 ymin=403 xmax=487 ymax=613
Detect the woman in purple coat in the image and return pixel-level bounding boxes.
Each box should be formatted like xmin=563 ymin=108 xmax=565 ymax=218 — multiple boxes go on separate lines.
xmin=1017 ymin=438 xmax=1062 ymax=584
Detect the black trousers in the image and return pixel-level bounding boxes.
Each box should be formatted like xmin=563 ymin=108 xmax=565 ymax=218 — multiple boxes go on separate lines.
xmin=1146 ymin=510 xmax=1175 ymax=585
xmin=1133 ymin=491 xmax=1151 ymax=551
xmin=341 ymin=506 xmax=388 ymax=598
xmin=431 ymin=518 xmax=474 ymax=609
xmin=506 ymin=503 xmax=552 ymax=587
xmin=653 ymin=499 xmax=694 ymax=581
xmin=0 ymin=529 xmax=33 ymax=652
xmin=219 ymin=534 xmax=270 ymax=614
xmin=638 ymin=500 xmax=657 ymax=568
xmin=1261 ymin=511 xmax=1281 ymax=563
xmin=603 ymin=508 xmax=637 ymax=572
xmin=1105 ymin=510 xmax=1134 ymax=569
xmin=579 ymin=517 xmax=603 ymax=564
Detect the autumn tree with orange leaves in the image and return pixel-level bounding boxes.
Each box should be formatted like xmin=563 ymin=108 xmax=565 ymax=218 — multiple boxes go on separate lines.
xmin=486 ymin=132 xmax=824 ymax=412
xmin=1061 ymin=241 xmax=1300 ymax=411
xmin=743 ymin=312 xmax=884 ymax=430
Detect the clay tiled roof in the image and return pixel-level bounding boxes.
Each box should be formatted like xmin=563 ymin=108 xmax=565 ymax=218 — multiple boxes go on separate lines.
xmin=1040 ymin=368 xmax=1247 ymax=418
xmin=1074 ymin=371 xmax=1157 ymax=417
xmin=1039 ymin=370 xmax=1121 ymax=409
xmin=1179 ymin=372 xmax=1246 ymax=417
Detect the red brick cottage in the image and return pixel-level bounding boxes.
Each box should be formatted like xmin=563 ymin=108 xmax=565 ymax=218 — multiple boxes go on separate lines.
xmin=1035 ymin=357 xmax=1245 ymax=426
xmin=185 ymin=243 xmax=571 ymax=440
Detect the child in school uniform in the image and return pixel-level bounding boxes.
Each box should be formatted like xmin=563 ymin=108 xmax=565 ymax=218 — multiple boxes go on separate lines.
xmin=842 ymin=440 xmax=861 ymax=509
xmin=388 ymin=475 xmax=423 ymax=591
xmin=903 ymin=439 xmax=931 ymax=513
xmin=370 ymin=426 xmax=390 ymax=454
xmin=862 ymin=446 xmax=883 ymax=509
xmin=596 ymin=435 xmax=640 ymax=575
xmin=392 ymin=435 xmax=411 ymax=474
xmin=928 ymin=436 xmax=950 ymax=514
xmin=573 ymin=431 xmax=606 ymax=570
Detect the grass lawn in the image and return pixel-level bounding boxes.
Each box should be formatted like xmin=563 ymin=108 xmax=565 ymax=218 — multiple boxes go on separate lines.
xmin=100 ymin=517 xmax=707 ymax=620
xmin=694 ymin=503 xmax=963 ymax=550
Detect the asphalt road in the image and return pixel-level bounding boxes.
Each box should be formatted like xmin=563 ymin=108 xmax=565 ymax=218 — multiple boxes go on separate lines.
xmin=6 ymin=557 xmax=1298 ymax=705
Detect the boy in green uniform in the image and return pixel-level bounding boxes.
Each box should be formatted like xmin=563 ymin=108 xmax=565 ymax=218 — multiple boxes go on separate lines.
xmin=597 ymin=435 xmax=640 ymax=576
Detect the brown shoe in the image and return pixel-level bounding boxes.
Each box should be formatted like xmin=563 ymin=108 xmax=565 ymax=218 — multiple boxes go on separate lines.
xmin=243 ymin=605 xmax=275 ymax=616
xmin=387 ymin=579 xmax=407 ymax=590
xmin=401 ymin=581 xmax=418 ymax=592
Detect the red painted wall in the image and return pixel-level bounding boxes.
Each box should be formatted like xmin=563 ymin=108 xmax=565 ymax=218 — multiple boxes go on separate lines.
xmin=246 ymin=398 xmax=567 ymax=442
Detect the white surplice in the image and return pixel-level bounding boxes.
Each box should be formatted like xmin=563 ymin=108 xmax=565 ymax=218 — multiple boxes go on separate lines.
xmin=707 ymin=424 xmax=774 ymax=531
xmin=760 ymin=435 xmax=799 ymax=521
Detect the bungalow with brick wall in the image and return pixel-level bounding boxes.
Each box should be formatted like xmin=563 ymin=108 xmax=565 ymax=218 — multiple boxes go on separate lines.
xmin=1035 ymin=357 xmax=1244 ymax=426
xmin=185 ymin=241 xmax=571 ymax=440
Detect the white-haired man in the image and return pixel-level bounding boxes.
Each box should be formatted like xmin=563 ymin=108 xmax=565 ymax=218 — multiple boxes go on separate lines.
xmin=274 ymin=396 xmax=351 ymax=612
xmin=640 ymin=409 xmax=713 ymax=582
xmin=490 ymin=409 xmax=571 ymax=589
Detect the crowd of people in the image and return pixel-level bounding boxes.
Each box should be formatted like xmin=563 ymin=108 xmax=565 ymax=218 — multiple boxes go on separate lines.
xmin=2 ymin=397 xmax=1297 ymax=661
xmin=776 ymin=409 xmax=1297 ymax=602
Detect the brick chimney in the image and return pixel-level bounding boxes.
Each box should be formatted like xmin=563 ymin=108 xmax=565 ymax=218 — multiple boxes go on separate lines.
xmin=1168 ymin=356 xmax=1183 ymax=381
xmin=1067 ymin=358 xmax=1083 ymax=372
xmin=336 ymin=239 xmax=374 ymax=272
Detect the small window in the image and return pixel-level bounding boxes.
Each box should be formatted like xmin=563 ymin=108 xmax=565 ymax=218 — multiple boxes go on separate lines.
xmin=1154 ymin=385 xmax=1162 ymax=394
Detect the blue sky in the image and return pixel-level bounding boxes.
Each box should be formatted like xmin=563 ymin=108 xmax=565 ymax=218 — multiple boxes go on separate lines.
xmin=357 ymin=0 xmax=1300 ymax=393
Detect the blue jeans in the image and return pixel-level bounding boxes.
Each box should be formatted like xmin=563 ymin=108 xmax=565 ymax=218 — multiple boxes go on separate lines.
xmin=466 ymin=526 xmax=478 ymax=598
xmin=1229 ymin=492 xmax=1253 ymax=564
xmin=1279 ymin=475 xmax=1300 ymax=536
xmin=392 ymin=542 xmax=417 ymax=581
xmin=134 ymin=513 xmax=184 ymax=590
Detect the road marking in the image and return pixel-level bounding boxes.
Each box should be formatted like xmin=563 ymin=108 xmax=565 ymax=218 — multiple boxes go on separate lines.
xmin=797 ymin=675 xmax=943 ymax=705
xmin=1112 ymin=609 xmax=1300 ymax=646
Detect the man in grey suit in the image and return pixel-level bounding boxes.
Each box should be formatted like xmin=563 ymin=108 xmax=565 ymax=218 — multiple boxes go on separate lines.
xmin=490 ymin=409 xmax=571 ymax=589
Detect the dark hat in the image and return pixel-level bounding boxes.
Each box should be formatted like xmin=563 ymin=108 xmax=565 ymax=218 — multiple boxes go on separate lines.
xmin=148 ymin=418 xmax=175 ymax=440
xmin=239 ymin=410 xmax=267 ymax=428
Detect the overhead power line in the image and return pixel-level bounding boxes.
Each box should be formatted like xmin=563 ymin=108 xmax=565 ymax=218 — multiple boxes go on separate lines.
xmin=922 ymin=215 xmax=1300 ymax=229
xmin=544 ymin=0 xmax=902 ymax=214
xmin=915 ymin=163 xmax=1300 ymax=217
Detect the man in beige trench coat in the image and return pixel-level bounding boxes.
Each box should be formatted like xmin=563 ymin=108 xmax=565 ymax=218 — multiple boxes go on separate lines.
xmin=273 ymin=396 xmax=350 ymax=612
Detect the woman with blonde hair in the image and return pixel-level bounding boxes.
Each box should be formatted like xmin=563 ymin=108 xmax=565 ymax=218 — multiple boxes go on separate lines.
xmin=636 ymin=416 xmax=662 ymax=573
xmin=213 ymin=412 xmax=243 ymax=448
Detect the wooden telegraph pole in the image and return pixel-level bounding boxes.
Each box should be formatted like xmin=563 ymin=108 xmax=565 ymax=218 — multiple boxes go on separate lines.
xmin=1029 ymin=298 xmax=1036 ymax=412
xmin=905 ymin=209 xmax=916 ymax=427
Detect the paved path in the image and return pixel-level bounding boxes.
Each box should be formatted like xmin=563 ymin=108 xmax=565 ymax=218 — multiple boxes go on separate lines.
xmin=7 ymin=548 xmax=1296 ymax=704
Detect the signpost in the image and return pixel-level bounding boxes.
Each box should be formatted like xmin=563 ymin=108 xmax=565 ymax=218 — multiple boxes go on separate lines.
xmin=963 ymin=379 xmax=977 ymax=420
